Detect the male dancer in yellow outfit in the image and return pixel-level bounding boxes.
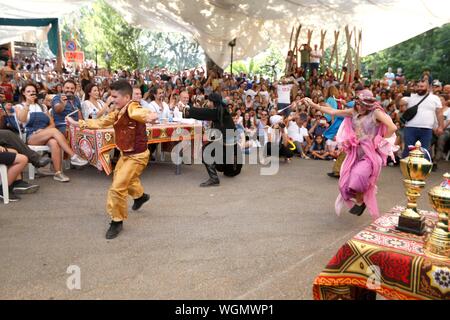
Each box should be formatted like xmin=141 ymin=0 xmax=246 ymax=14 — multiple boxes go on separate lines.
xmin=68 ymin=80 xmax=158 ymax=239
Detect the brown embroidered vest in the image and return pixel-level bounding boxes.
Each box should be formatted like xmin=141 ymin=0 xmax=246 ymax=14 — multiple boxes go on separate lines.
xmin=114 ymin=102 xmax=147 ymax=155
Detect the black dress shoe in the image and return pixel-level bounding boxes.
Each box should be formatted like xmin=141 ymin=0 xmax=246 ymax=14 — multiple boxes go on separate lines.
xmin=327 ymin=172 xmax=340 ymax=178
xmin=349 ymin=203 xmax=366 ymax=216
xmin=106 ymin=221 xmax=123 ymax=239
xmin=35 ymin=156 xmax=51 ymax=168
xmin=200 ymin=178 xmax=220 ymax=187
xmin=132 ymin=193 xmax=150 ymax=211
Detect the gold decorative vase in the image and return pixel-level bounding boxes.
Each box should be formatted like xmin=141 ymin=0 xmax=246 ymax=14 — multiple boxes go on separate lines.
xmin=397 ymin=141 xmax=433 ymax=235
xmin=425 ymin=173 xmax=450 ymax=261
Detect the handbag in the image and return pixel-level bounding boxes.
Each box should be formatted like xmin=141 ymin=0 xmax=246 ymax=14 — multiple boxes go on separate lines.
xmin=400 ymin=93 xmax=429 ymax=124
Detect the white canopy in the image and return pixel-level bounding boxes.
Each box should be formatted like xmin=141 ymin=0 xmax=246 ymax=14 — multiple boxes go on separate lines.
xmin=1 ymin=0 xmax=449 ymax=68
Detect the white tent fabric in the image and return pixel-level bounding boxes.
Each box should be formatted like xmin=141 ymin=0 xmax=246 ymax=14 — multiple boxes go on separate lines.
xmin=1 ymin=0 xmax=449 ymax=69
xmin=0 ymin=0 xmax=91 ymax=46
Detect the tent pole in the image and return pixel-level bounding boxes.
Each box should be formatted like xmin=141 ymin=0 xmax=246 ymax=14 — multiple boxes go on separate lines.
xmin=56 ymin=19 xmax=63 ymax=73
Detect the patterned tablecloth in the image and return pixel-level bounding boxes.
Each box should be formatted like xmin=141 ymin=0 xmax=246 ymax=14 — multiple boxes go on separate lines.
xmin=313 ymin=206 xmax=450 ymax=300
xmin=67 ymin=121 xmax=203 ymax=175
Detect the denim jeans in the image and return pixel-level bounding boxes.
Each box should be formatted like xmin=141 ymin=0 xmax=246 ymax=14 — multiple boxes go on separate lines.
xmin=402 ymin=126 xmax=433 ymax=160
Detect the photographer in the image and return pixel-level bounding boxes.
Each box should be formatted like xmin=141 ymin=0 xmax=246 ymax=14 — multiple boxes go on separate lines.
xmin=51 ymin=79 xmax=82 ymax=133
xmin=265 ymin=115 xmax=294 ymax=163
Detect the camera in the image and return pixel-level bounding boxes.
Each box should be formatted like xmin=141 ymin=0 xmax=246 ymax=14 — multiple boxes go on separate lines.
xmin=37 ymin=93 xmax=45 ymax=100
xmin=65 ymin=94 xmax=75 ymax=101
xmin=279 ymin=122 xmax=286 ymax=129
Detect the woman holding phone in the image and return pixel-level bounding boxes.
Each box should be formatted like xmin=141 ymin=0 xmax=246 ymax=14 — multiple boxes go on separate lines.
xmin=15 ymin=83 xmax=88 ymax=182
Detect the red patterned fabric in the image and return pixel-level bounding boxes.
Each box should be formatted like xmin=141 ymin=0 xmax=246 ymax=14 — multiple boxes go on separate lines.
xmin=67 ymin=121 xmax=203 ymax=175
xmin=313 ymin=206 xmax=450 ymax=300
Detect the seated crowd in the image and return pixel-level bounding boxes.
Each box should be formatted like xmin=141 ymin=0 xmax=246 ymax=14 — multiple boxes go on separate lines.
xmin=0 ymin=51 xmax=449 ymax=201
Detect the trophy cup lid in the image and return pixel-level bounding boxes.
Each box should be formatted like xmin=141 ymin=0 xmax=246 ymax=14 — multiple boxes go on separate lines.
xmin=429 ymin=173 xmax=450 ymax=199
xmin=408 ymin=141 xmax=426 ymax=159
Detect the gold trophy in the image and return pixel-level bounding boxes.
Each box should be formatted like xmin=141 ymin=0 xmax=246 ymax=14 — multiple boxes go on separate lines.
xmin=397 ymin=141 xmax=433 ymax=235
xmin=424 ymin=173 xmax=450 ymax=261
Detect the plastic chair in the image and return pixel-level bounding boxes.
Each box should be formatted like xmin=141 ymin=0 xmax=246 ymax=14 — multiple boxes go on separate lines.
xmin=0 ymin=164 xmax=9 ymax=204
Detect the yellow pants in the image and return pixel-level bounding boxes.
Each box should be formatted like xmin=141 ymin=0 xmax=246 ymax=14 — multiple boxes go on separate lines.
xmin=106 ymin=149 xmax=150 ymax=222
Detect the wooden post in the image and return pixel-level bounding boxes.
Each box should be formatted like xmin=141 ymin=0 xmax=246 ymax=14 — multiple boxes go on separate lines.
xmin=307 ymin=29 xmax=313 ymax=46
xmin=288 ymin=26 xmax=295 ymax=51
xmin=320 ymin=30 xmax=327 ymax=70
xmin=340 ymin=25 xmax=353 ymax=85
xmin=329 ymin=30 xmax=339 ymax=76
xmin=293 ymin=23 xmax=302 ymax=70
xmin=56 ymin=20 xmax=63 ymax=73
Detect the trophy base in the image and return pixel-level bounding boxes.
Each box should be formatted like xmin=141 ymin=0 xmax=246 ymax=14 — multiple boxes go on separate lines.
xmin=396 ymin=215 xmax=425 ymax=235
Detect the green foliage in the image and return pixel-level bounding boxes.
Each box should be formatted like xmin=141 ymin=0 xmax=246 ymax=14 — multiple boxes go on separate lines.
xmin=362 ymin=24 xmax=450 ymax=83
xmin=224 ymin=44 xmax=285 ymax=80
xmin=60 ymin=0 xmax=204 ymax=71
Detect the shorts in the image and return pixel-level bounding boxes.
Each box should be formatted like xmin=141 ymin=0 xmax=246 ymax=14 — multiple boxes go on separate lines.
xmin=0 ymin=151 xmax=16 ymax=166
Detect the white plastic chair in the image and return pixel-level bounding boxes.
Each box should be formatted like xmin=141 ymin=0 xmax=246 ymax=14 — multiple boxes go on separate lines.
xmin=0 ymin=164 xmax=9 ymax=204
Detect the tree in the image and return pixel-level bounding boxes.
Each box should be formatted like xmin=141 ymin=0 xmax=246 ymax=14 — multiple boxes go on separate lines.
xmin=362 ymin=24 xmax=450 ymax=83
xmin=60 ymin=0 xmax=204 ymax=71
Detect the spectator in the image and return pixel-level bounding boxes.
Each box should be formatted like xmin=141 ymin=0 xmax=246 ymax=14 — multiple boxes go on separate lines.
xmin=51 ymin=79 xmax=83 ymax=134
xmin=0 ymin=145 xmax=29 ymax=201
xmin=309 ymin=135 xmax=330 ymax=160
xmin=384 ymin=67 xmax=395 ymax=87
xmin=16 ymin=83 xmax=88 ymax=182
xmin=310 ymin=44 xmax=322 ymax=72
xmin=402 ymin=80 xmax=444 ymax=161
xmin=148 ymin=86 xmax=170 ymax=119
xmin=82 ymin=83 xmax=113 ymax=119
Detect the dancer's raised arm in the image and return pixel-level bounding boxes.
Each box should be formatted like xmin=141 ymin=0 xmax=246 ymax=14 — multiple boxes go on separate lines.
xmin=301 ymin=97 xmax=353 ymax=117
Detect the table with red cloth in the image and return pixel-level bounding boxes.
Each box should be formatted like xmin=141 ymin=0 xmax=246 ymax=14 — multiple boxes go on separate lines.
xmin=313 ymin=206 xmax=450 ymax=300
xmin=67 ymin=121 xmax=203 ymax=175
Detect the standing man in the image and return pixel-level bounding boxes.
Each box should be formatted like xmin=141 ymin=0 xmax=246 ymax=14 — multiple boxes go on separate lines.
xmin=51 ymin=79 xmax=83 ymax=134
xmin=299 ymin=44 xmax=311 ymax=76
xmin=310 ymin=44 xmax=322 ymax=73
xmin=274 ymin=77 xmax=298 ymax=117
xmin=402 ymin=80 xmax=444 ymax=160
xmin=67 ymin=80 xmax=158 ymax=239
xmin=384 ymin=67 xmax=395 ymax=88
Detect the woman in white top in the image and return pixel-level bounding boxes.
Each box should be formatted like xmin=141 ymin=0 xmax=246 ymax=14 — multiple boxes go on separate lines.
xmin=15 ymin=83 xmax=88 ymax=182
xmin=81 ymin=83 xmax=112 ymax=120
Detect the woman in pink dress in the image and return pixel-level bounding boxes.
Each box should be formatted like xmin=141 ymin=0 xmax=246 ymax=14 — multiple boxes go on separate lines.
xmin=302 ymin=90 xmax=398 ymax=219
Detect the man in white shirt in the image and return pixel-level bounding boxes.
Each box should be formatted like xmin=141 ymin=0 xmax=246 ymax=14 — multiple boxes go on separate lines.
xmin=384 ymin=67 xmax=395 ymax=87
xmin=402 ymin=80 xmax=444 ymax=160
xmin=310 ymin=44 xmax=322 ymax=72
xmin=148 ymin=86 xmax=170 ymax=120
xmin=275 ymin=77 xmax=298 ymax=117
xmin=175 ymin=91 xmax=189 ymax=120
xmin=132 ymin=87 xmax=150 ymax=109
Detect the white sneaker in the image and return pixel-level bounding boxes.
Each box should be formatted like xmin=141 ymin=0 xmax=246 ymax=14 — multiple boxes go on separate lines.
xmin=70 ymin=154 xmax=89 ymax=166
xmin=54 ymin=171 xmax=70 ymax=182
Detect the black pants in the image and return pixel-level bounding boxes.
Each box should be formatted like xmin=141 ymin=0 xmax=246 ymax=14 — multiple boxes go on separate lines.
xmin=0 ymin=129 xmax=40 ymax=166
xmin=265 ymin=142 xmax=294 ymax=158
xmin=202 ymin=141 xmax=219 ymax=181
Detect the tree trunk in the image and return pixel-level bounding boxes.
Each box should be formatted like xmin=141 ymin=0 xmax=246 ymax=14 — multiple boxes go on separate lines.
xmin=205 ymin=52 xmax=223 ymax=77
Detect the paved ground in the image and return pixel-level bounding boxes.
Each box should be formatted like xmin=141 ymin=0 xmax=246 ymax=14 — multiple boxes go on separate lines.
xmin=1 ymin=156 xmax=448 ymax=300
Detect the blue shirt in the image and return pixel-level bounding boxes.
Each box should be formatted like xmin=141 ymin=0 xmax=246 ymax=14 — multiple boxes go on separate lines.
xmin=325 ymin=97 xmax=337 ymax=122
xmin=51 ymin=94 xmax=81 ymax=131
